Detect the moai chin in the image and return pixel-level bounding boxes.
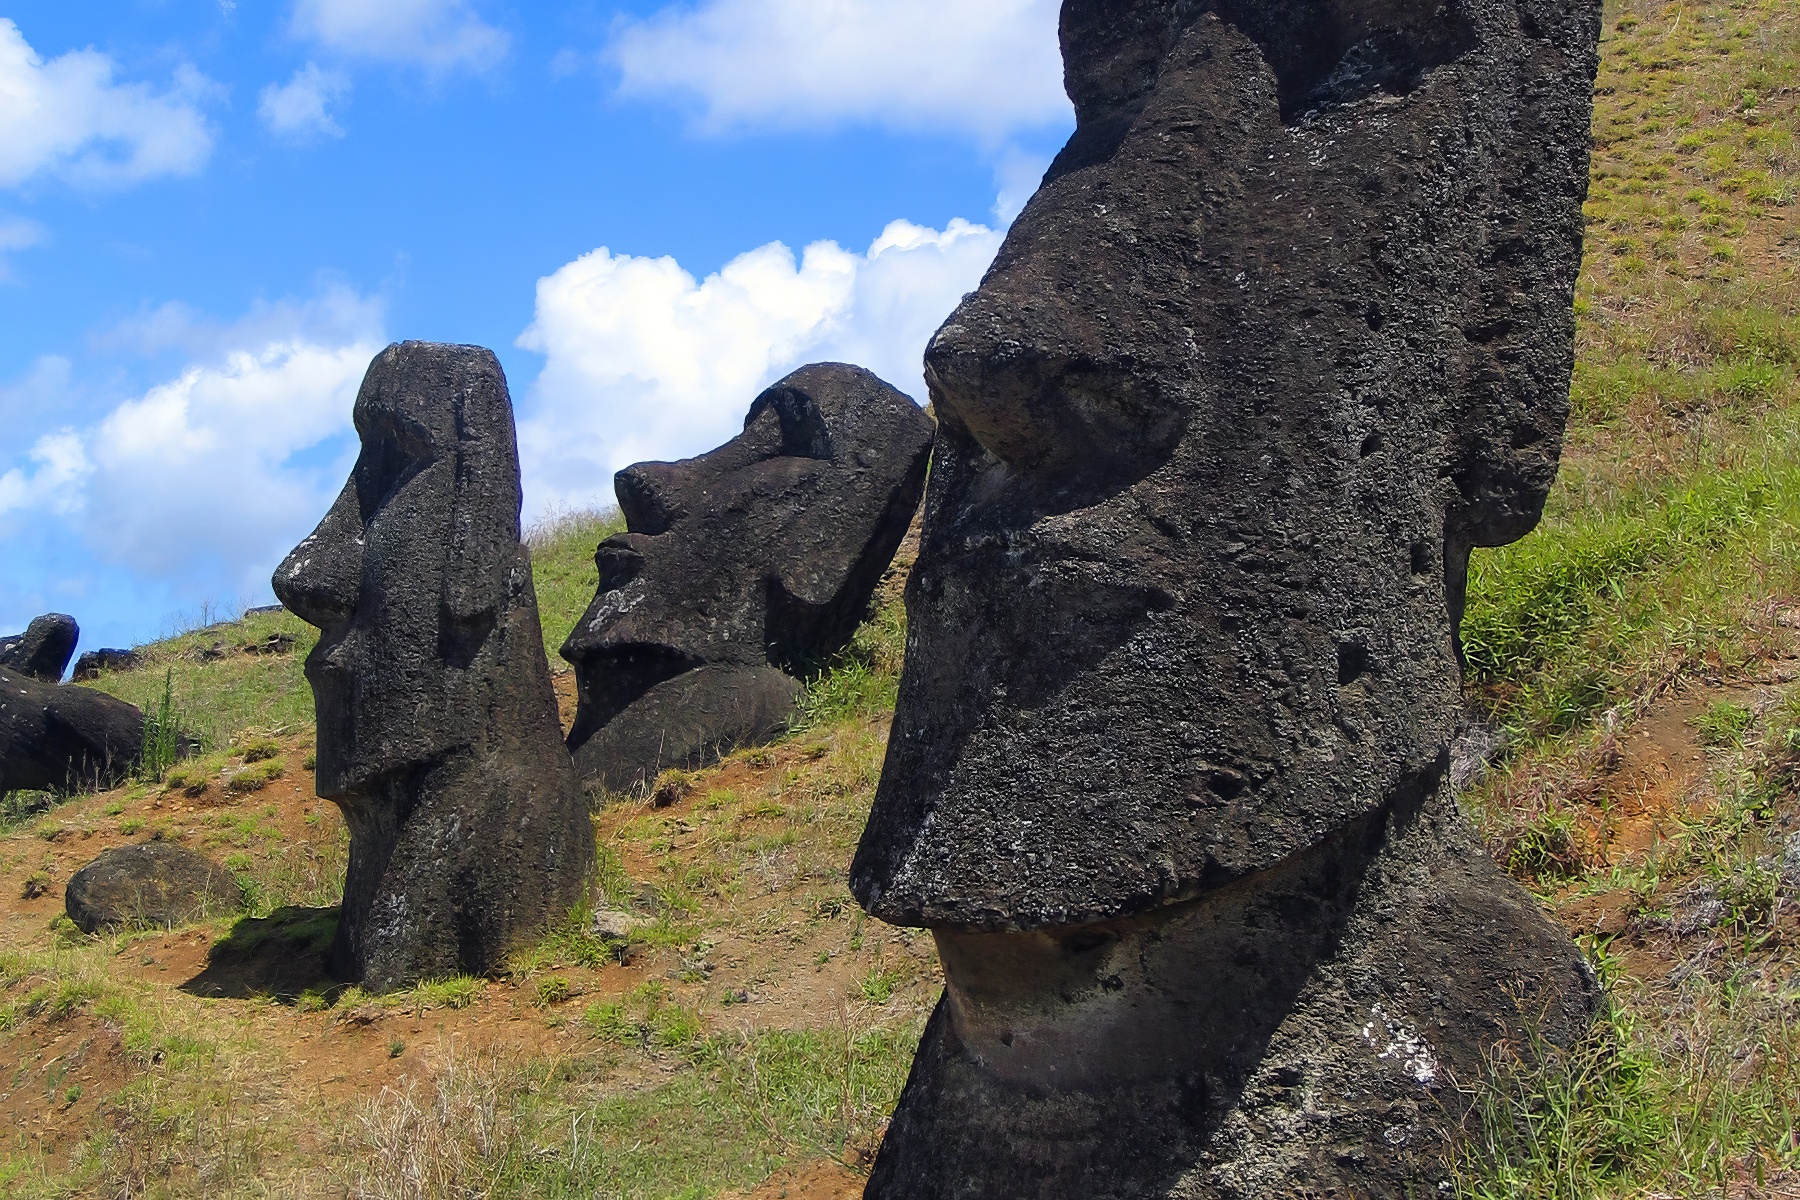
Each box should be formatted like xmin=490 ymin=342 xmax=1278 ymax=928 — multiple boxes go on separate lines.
xmin=849 ymin=0 xmax=1604 ymax=1195
xmin=562 ymin=362 xmax=933 ymax=793
xmin=275 ymin=341 xmax=594 ymax=993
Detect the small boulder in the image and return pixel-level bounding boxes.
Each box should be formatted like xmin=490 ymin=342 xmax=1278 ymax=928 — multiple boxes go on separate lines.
xmin=64 ymin=843 xmax=244 ymax=934
xmin=592 ymin=908 xmax=647 ymax=942
xmin=71 ymin=649 xmax=144 ymax=681
xmin=0 ymin=614 xmax=79 ymax=682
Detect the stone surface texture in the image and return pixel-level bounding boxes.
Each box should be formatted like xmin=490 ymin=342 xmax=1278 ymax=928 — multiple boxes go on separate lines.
xmin=848 ymin=0 xmax=1604 ymax=1195
xmin=563 ymin=363 xmax=933 ymax=792
xmin=273 ymin=341 xmax=594 ymax=992
xmin=0 ymin=614 xmax=80 ymax=682
xmin=65 ymin=843 xmax=243 ymax=933
xmin=0 ymin=666 xmax=144 ymax=794
xmin=72 ymin=649 xmax=144 ymax=681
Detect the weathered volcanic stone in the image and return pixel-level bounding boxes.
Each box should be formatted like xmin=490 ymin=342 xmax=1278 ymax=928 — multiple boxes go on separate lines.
xmin=848 ymin=0 xmax=1604 ymax=1195
xmin=65 ymin=843 xmax=243 ymax=934
xmin=71 ymin=649 xmax=144 ymax=681
xmin=0 ymin=666 xmax=144 ymax=794
xmin=0 ymin=614 xmax=79 ymax=682
xmin=563 ymin=363 xmax=933 ymax=792
xmin=273 ymin=341 xmax=595 ymax=993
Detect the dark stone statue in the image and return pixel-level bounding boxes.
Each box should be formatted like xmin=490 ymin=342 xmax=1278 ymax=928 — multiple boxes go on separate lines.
xmin=274 ymin=341 xmax=594 ymax=993
xmin=849 ymin=0 xmax=1604 ymax=1194
xmin=0 ymin=666 xmax=144 ymax=794
xmin=72 ymin=649 xmax=144 ymax=681
xmin=0 ymin=613 xmax=79 ymax=682
xmin=563 ymin=363 xmax=933 ymax=792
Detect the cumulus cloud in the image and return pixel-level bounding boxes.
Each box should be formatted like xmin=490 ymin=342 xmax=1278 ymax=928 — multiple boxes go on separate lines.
xmin=609 ymin=0 xmax=1068 ymax=142
xmin=0 ymin=289 xmax=383 ymax=603
xmin=0 ymin=431 xmax=90 ymax=521
xmin=0 ymin=18 xmax=214 ymax=190
xmin=81 ymin=340 xmax=377 ymax=582
xmin=259 ymin=63 xmax=351 ymax=139
xmin=515 ymin=217 xmax=1002 ymax=516
xmin=290 ymin=0 xmax=508 ymax=73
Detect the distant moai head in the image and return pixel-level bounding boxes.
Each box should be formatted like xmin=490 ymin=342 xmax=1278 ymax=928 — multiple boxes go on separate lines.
xmin=274 ymin=341 xmax=593 ymax=990
xmin=561 ymin=362 xmax=933 ymax=791
xmin=852 ymin=0 xmax=1603 ymax=930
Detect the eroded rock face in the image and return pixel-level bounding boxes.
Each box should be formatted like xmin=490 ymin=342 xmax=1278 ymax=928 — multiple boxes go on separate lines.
xmin=0 ymin=614 xmax=79 ymax=682
xmin=72 ymin=649 xmax=144 ymax=681
xmin=0 ymin=666 xmax=144 ymax=794
xmin=563 ymin=363 xmax=933 ymax=792
xmin=849 ymin=0 xmax=1604 ymax=1194
xmin=273 ymin=341 xmax=594 ymax=993
xmin=66 ymin=843 xmax=243 ymax=934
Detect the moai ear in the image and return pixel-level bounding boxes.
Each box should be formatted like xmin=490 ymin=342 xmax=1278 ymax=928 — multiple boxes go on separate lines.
xmin=439 ymin=349 xmax=525 ymax=657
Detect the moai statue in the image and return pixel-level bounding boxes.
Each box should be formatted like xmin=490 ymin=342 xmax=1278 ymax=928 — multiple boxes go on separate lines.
xmin=850 ymin=0 xmax=1604 ymax=1195
xmin=0 ymin=665 xmax=143 ymax=794
xmin=563 ymin=363 xmax=933 ymax=792
xmin=0 ymin=613 xmax=80 ymax=682
xmin=275 ymin=342 xmax=594 ymax=992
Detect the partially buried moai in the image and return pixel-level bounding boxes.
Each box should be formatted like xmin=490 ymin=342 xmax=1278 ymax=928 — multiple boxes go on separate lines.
xmin=563 ymin=363 xmax=933 ymax=792
xmin=850 ymin=0 xmax=1604 ymax=1196
xmin=275 ymin=342 xmax=594 ymax=992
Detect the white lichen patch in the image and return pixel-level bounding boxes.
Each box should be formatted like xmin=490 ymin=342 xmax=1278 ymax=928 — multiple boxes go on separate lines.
xmin=1360 ymin=1002 xmax=1440 ymax=1086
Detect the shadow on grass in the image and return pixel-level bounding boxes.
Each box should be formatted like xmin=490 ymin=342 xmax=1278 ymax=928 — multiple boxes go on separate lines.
xmin=181 ymin=905 xmax=342 ymax=1001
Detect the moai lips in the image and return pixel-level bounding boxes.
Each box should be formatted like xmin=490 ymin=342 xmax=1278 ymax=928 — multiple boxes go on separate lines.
xmin=562 ymin=363 xmax=933 ymax=793
xmin=849 ymin=0 xmax=1605 ymax=1195
xmin=274 ymin=342 xmax=594 ymax=993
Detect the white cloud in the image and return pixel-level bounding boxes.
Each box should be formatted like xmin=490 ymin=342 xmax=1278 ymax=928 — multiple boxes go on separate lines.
xmin=609 ymin=0 xmax=1068 ymax=142
xmin=515 ymin=217 xmax=1002 ymax=516
xmin=290 ymin=0 xmax=509 ymax=73
xmin=0 ymin=290 xmax=382 ymax=596
xmin=259 ymin=63 xmax=351 ymax=139
xmin=0 ymin=431 xmax=90 ymax=521
xmin=0 ymin=19 xmax=214 ymax=190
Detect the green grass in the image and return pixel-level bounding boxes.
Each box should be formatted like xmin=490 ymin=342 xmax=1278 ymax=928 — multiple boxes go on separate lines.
xmin=1456 ymin=953 xmax=1800 ymax=1198
xmin=792 ymin=596 xmax=906 ymax=732
xmin=84 ymin=609 xmax=319 ymax=751
xmin=526 ymin=506 xmax=625 ymax=667
xmin=338 ymin=1017 xmax=921 ymax=1200
xmin=1464 ymin=405 xmax=1800 ymax=742
xmin=1692 ymin=698 xmax=1755 ymax=747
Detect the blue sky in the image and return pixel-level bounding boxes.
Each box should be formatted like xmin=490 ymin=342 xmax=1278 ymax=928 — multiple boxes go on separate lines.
xmin=0 ymin=0 xmax=1072 ymax=655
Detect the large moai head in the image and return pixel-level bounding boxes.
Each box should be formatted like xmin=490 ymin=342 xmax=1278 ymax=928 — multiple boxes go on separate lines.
xmin=274 ymin=342 xmax=594 ymax=992
xmin=562 ymin=363 xmax=933 ymax=792
xmin=850 ymin=0 xmax=1603 ymax=1194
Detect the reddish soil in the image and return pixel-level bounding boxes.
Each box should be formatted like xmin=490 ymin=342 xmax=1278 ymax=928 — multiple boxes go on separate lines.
xmin=727 ymin=1160 xmax=867 ymax=1200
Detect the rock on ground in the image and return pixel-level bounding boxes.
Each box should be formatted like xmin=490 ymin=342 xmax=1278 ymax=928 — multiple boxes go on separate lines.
xmin=65 ymin=843 xmax=243 ymax=934
xmin=562 ymin=363 xmax=933 ymax=793
xmin=71 ymin=649 xmax=144 ymax=681
xmin=273 ymin=341 xmax=595 ymax=993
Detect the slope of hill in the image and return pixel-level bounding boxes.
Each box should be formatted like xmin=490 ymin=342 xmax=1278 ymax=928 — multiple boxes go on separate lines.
xmin=2 ymin=0 xmax=1798 ymax=1196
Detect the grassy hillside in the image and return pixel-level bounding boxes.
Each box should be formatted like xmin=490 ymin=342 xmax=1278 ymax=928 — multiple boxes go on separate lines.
xmin=1 ymin=0 xmax=1798 ymax=1196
